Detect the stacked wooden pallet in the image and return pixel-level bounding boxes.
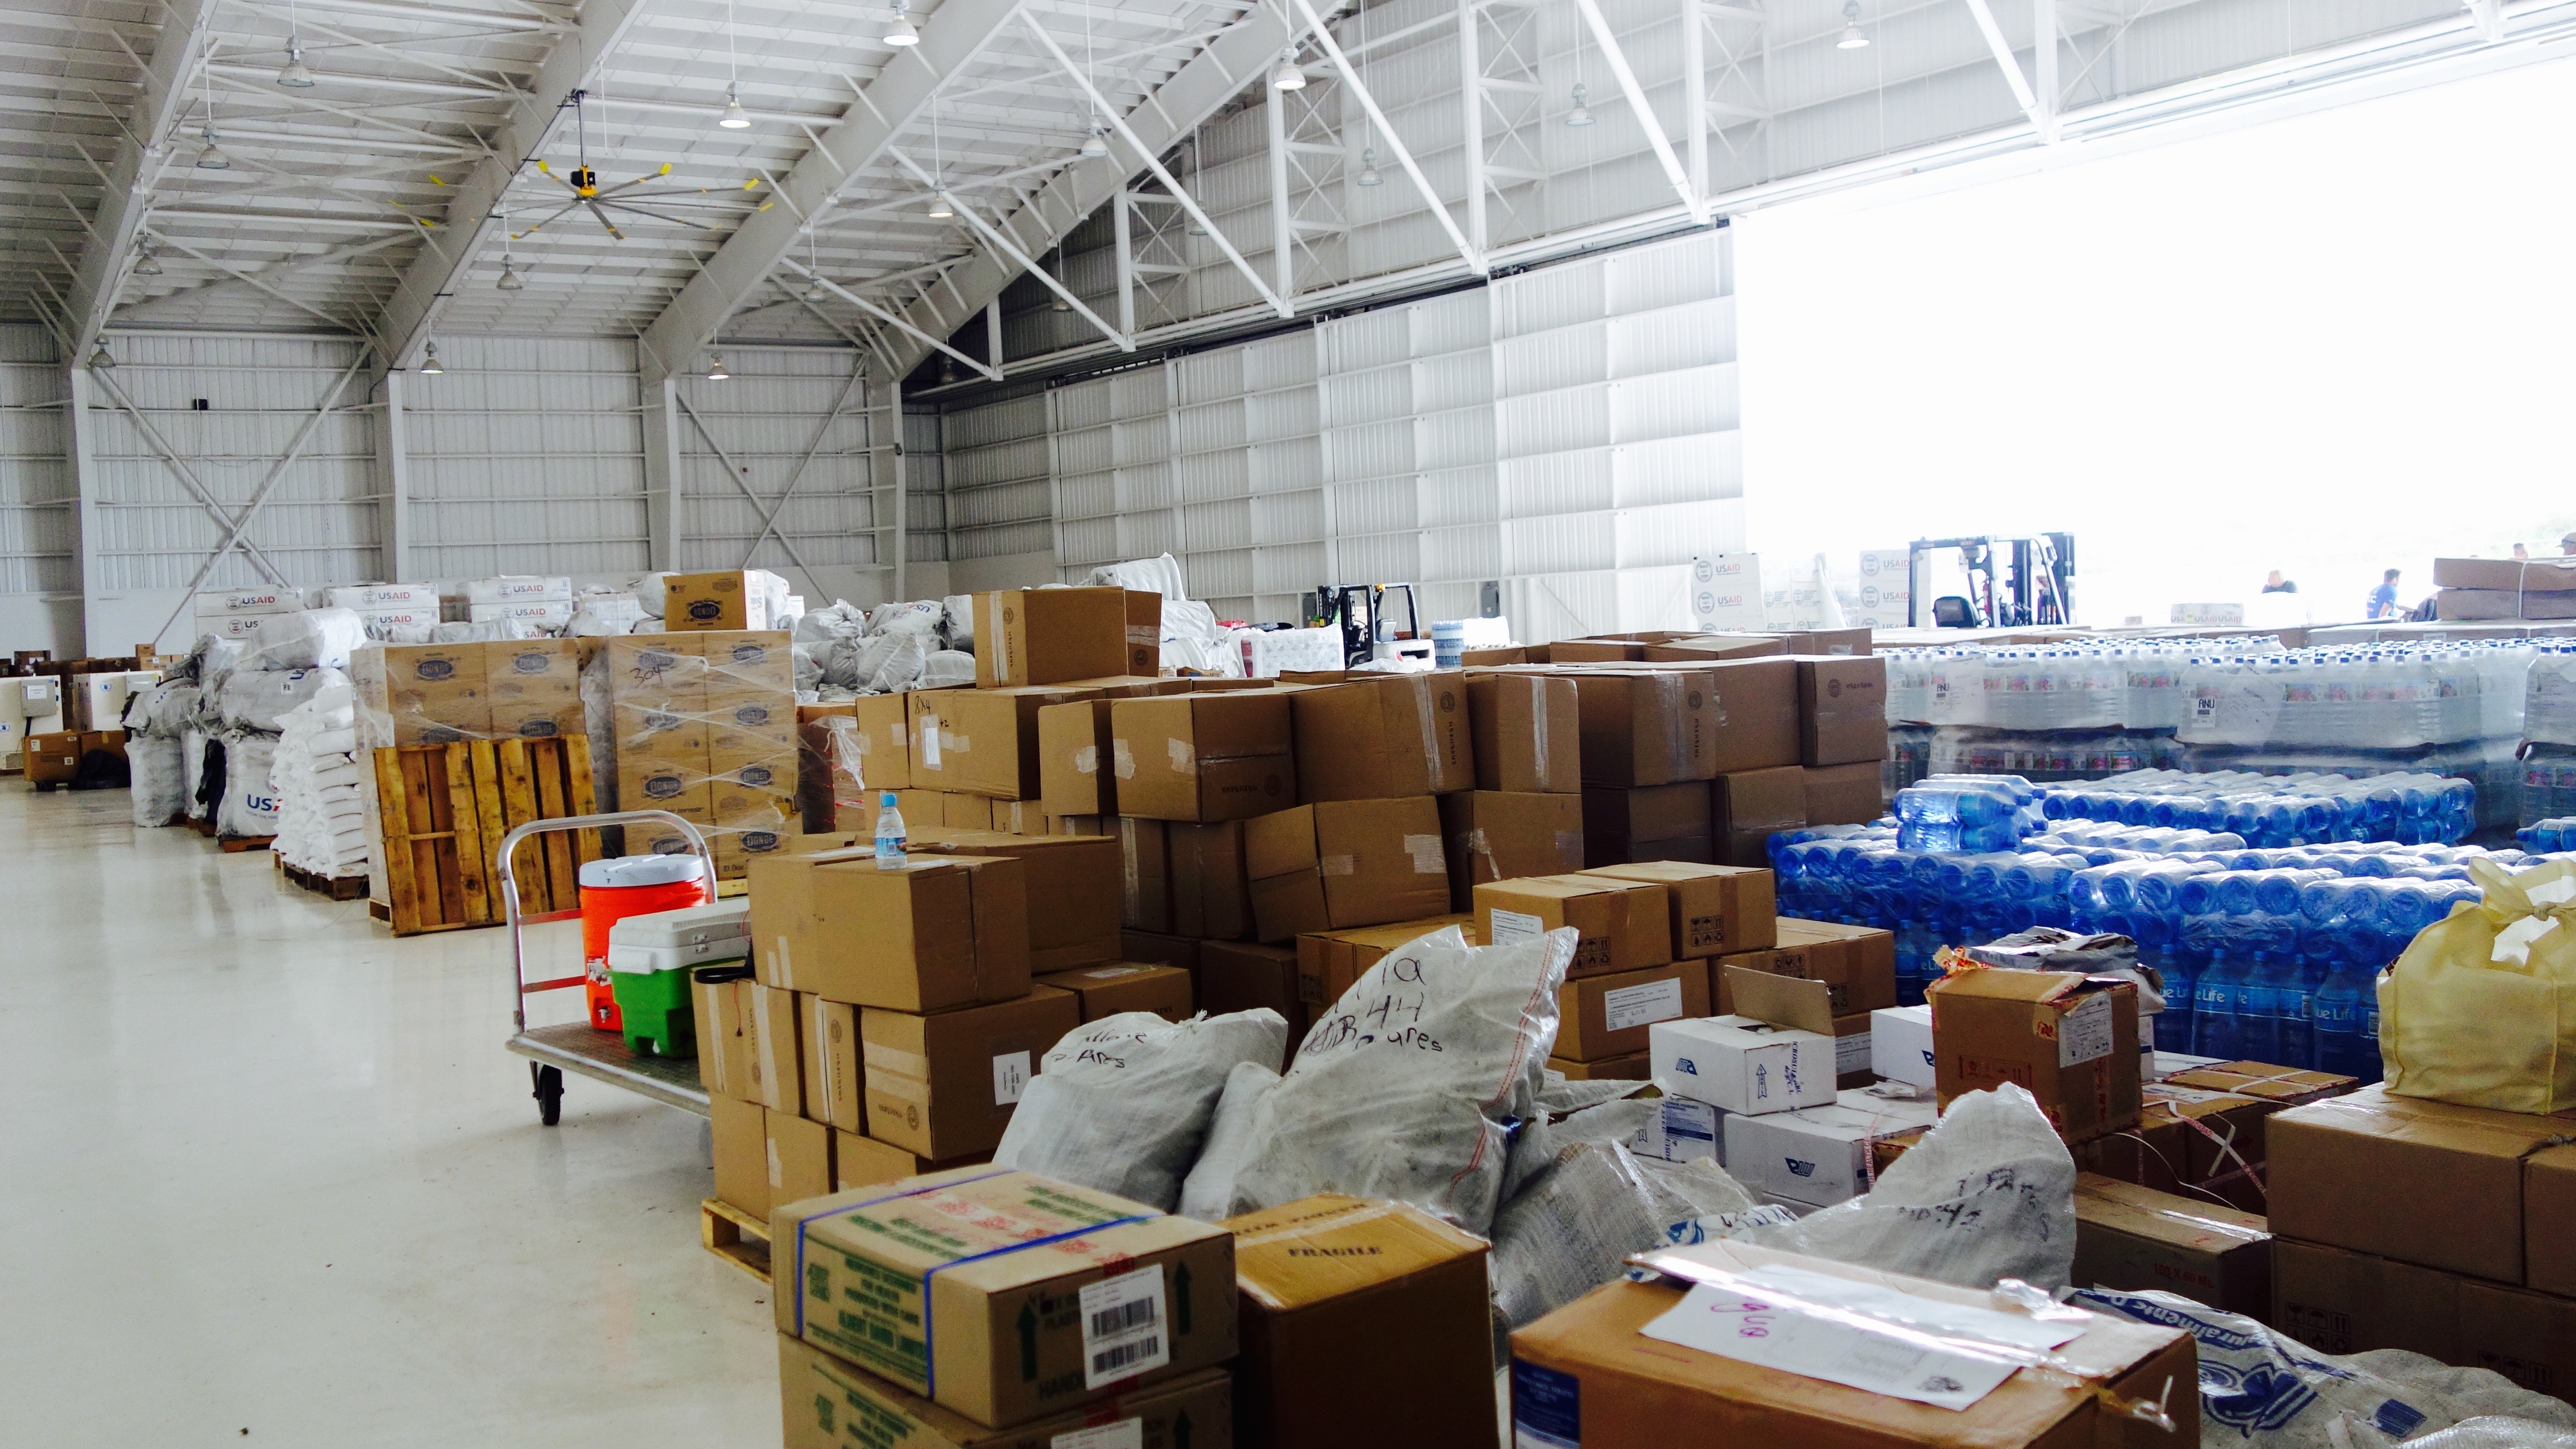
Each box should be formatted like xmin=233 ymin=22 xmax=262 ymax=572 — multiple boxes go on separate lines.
xmin=369 ymin=736 xmax=601 ymax=937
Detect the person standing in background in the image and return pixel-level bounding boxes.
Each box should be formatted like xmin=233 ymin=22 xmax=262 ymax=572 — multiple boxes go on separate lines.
xmin=2263 ymin=569 xmax=2298 ymax=594
xmin=2515 ymin=543 xmax=2531 ymax=559
xmin=2367 ymin=568 xmax=2401 ymax=619
xmin=2562 ymin=533 xmax=2576 ymax=555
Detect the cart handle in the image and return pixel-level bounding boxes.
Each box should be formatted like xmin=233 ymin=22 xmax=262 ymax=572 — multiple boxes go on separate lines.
xmin=499 ymin=809 xmax=715 ymax=1032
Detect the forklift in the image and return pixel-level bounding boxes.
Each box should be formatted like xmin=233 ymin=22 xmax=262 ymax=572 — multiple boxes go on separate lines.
xmin=1306 ymin=583 xmax=1432 ymax=667
xmin=1907 ymin=534 xmax=2074 ymax=628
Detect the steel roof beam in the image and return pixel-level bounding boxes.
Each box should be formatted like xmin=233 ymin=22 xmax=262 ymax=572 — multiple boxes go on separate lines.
xmin=633 ymin=0 xmax=1025 ymax=387
xmin=370 ymin=0 xmax=656 ymax=375
xmin=65 ymin=0 xmax=217 ymax=365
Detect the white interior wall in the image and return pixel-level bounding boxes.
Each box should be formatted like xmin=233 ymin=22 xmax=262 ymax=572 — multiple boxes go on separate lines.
xmin=0 ymin=325 xmax=75 ymax=655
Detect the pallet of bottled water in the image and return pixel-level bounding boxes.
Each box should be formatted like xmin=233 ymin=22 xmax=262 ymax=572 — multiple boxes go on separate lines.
xmin=2177 ymin=641 xmax=2531 ymax=749
xmin=2039 ymin=766 xmax=2476 ymax=845
xmin=2522 ymin=747 xmax=2576 ymax=826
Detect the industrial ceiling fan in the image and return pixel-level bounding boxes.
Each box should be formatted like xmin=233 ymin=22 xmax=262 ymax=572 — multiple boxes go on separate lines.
xmin=442 ymin=89 xmax=772 ymax=242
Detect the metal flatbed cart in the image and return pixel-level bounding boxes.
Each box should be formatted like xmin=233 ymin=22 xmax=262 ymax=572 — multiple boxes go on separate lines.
xmin=499 ymin=810 xmax=715 ymax=1126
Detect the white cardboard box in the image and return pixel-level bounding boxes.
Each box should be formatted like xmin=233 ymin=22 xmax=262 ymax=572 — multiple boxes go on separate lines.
xmin=1625 ymin=1096 xmax=1724 ymax=1166
xmin=323 ymin=584 xmax=438 ymax=610
xmin=1870 ymin=1005 xmax=1936 ymax=1090
xmin=1722 ymin=1090 xmax=1941 ymax=1207
xmin=1687 ymin=554 xmax=1765 ymax=631
xmin=467 ymin=600 xmax=574 ymax=626
xmin=194 ymin=614 xmax=271 ymax=641
xmin=193 ymin=587 xmax=300 ymax=616
xmin=464 ymin=575 xmax=574 ymax=606
xmin=1649 ymin=1016 xmax=1837 ymax=1117
xmin=357 ymin=607 xmax=440 ymax=631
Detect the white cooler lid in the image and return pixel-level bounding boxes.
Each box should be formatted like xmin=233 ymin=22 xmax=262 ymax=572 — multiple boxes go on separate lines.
xmin=606 ymin=898 xmax=751 ymax=949
xmin=579 ymin=853 xmax=708 ymax=889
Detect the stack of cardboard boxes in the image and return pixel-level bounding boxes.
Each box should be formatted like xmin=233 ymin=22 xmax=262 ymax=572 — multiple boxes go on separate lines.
xmin=351 ymin=638 xmax=585 ymax=747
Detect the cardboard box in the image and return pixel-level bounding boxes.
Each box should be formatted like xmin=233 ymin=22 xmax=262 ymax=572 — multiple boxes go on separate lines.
xmin=23 ymin=729 xmax=81 ymax=783
xmin=1650 ymin=980 xmax=1840 ymax=1118
xmin=1722 ymin=1090 xmax=1939 ymax=1207
xmin=1769 ymin=918 xmax=1897 ymax=1016
xmin=768 ymin=1107 xmax=834 ymax=1212
xmin=1871 ymin=1005 xmax=1935 ymax=1091
xmin=746 ymin=982 xmax=805 ymax=1114
xmin=778 ymin=1336 xmax=1231 ymax=1449
xmin=1290 ymin=674 xmax=1472 ymax=801
xmin=1200 ymin=940 xmax=1309 ymax=1048
xmin=1832 ymin=1013 xmax=1874 ymax=1088
xmin=1780 ymin=628 xmax=1872 ymax=657
xmin=1794 ymin=655 xmax=1889 ymax=766
xmin=1927 ymin=968 xmax=2140 ymax=1144
xmin=694 ymin=968 xmax=757 ymax=1101
xmin=1119 ymin=817 xmax=1172 ymax=933
xmin=906 ymin=829 xmax=1122 ymax=973
xmin=2076 ymin=1084 xmax=2280 ymax=1214
xmin=2534 ymin=1145 xmax=2576 ymax=1298
xmin=1169 ymin=820 xmax=1255 ymax=941
xmin=799 ymin=993 xmax=864 ymax=1132
xmin=1111 ymin=693 xmax=1297 ymax=822
xmin=1803 ymin=762 xmax=1884 ymax=827
xmin=1037 ymin=699 xmax=1119 ymax=817
xmin=1466 ymin=674 xmax=1580 ymax=793
xmin=832 ymin=1132 xmax=992 ymax=1192
xmin=1437 ymin=790 xmax=1585 ymax=913
xmin=1640 ymin=634 xmax=1787 ymax=662
xmin=2070 ymin=1173 xmax=2271 ymax=1318
xmin=1627 ymin=1095 xmax=1725 ymax=1164
xmin=1564 ymin=669 xmax=1720 ymax=787
xmin=772 ymin=1166 xmax=1237 ymax=1427
xmin=748 ymin=850 xmax=1032 ymax=1012
xmin=1547 ymin=1052 xmax=1652 ymax=1081
xmin=1508 ymin=1243 xmax=2197 ymax=1449
xmin=910 ymin=685 xmax=1090 ymax=800
xmin=1036 ymin=963 xmax=1195 ymax=1022
xmin=2272 ymin=1238 xmax=2466 ymax=1362
xmin=712 ymin=1092 xmax=769 ymax=1218
xmin=2455 ymin=1275 xmax=2576 ymax=1397
xmin=1475 ymin=875 xmax=1672 ymax=978
xmin=661 ymin=572 xmax=776 ymax=631
xmin=2162 ymin=1060 xmax=2358 ymax=1106
xmin=1580 ymin=783 xmax=1714 ymax=867
xmin=350 ymin=641 xmax=490 ymax=746
xmin=1549 ymin=639 xmax=1645 ymax=662
xmin=1226 ymin=1195 xmax=1493 ymax=1449
xmin=844 ymin=692 xmax=913 ymax=792
xmin=1712 ymin=766 xmax=1808 ymax=867
xmin=1244 ymin=798 xmax=1449 ymax=943
xmin=1291 ymin=917 xmax=1474 ymax=1011
xmin=1119 ymin=931 xmax=1200 ymax=977
xmin=858 ymin=989 xmax=1082 ymax=1161
xmin=1557 ymin=961 xmax=1712 ymax=1062
xmin=1581 ymin=862 xmax=1777 ymax=958
xmin=1702 ymin=658 xmax=1802 ymax=774
xmin=2266 ymin=1082 xmax=2574 ymax=1287
xmin=973 ymin=587 xmax=1156 ymax=688
xmin=2434 ymin=556 xmax=2576 ymax=592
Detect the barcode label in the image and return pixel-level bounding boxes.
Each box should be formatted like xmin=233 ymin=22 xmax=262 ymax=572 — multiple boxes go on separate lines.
xmin=1077 ymin=1266 xmax=1170 ymax=1389
xmin=1053 ymin=1419 xmax=1144 ymax=1449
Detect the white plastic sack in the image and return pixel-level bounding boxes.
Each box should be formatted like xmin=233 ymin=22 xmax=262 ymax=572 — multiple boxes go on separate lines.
xmin=796 ymin=600 xmax=868 ymax=648
xmin=1491 ymin=1142 xmax=1673 ymax=1329
xmin=2071 ymin=1289 xmax=2576 ymax=1449
xmin=1735 ymin=1082 xmax=2078 ymax=1293
xmin=127 ymin=736 xmax=186 ymax=828
xmin=1081 ymin=553 xmax=1188 ymax=599
xmin=564 ymin=608 xmax=633 ymax=638
xmin=869 ymin=599 xmax=945 ymax=637
xmin=219 ymin=666 xmax=346 ymax=734
xmin=2402 ymin=1421 xmax=2576 ymax=1449
xmin=1176 ymin=1061 xmax=1279 ymax=1222
xmin=992 ymin=1010 xmax=1289 ymax=1212
xmin=431 ymin=619 xmax=540 ymax=643
xmin=215 ymin=732 xmax=281 ymax=839
xmin=919 ymin=650 xmax=974 ymax=688
xmin=940 ymin=595 xmax=976 ymax=649
xmin=247 ymin=608 xmax=367 ymax=670
xmin=1228 ymin=925 xmax=1577 ymax=1233
xmin=633 ymin=572 xmax=674 ymax=617
xmin=182 ymin=727 xmax=214 ymax=821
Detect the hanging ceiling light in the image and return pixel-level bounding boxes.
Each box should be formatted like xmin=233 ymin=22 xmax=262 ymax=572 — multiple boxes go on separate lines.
xmin=496 ymin=255 xmax=524 ymax=291
xmin=88 ymin=341 xmax=115 ymax=370
xmin=1836 ymin=1 xmax=1871 ymax=49
xmin=277 ymin=37 xmax=315 ymax=88
xmin=418 ymin=341 xmax=443 ymax=375
xmin=132 ymin=238 xmax=163 ymax=276
xmin=705 ymin=354 xmax=732 ymax=380
xmin=1271 ymin=47 xmax=1306 ymax=90
xmin=195 ymin=126 xmax=230 ymax=168
xmin=926 ymin=186 xmax=953 ymax=219
xmin=1356 ymin=147 xmax=1383 ymax=187
xmin=1565 ymin=83 xmax=1596 ymax=127
xmin=1081 ymin=123 xmax=1109 ymax=159
xmin=800 ymin=274 xmax=826 ymax=302
xmin=719 ymin=81 xmax=751 ymax=129
xmin=884 ymin=0 xmax=919 ymax=46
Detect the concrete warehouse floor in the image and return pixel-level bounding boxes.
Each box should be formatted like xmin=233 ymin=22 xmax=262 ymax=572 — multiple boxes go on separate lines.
xmin=0 ymin=785 xmax=778 ymax=1446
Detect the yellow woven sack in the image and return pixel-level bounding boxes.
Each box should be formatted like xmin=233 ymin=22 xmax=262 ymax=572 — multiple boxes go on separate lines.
xmin=2379 ymin=855 xmax=2576 ymax=1113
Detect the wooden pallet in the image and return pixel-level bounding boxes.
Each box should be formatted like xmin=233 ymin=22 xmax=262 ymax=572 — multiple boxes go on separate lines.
xmin=372 ymin=736 xmax=600 ymax=937
xmin=281 ymin=859 xmax=369 ymax=901
xmin=700 ymin=1197 xmax=771 ymax=1285
xmin=216 ymin=833 xmax=274 ymax=853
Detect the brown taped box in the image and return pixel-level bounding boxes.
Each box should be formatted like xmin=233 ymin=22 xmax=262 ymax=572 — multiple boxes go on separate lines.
xmin=747 ymin=849 xmax=1032 ymax=1012
xmin=1581 ymin=862 xmax=1777 ymax=958
xmin=1475 ymin=875 xmax=1671 ymax=979
xmin=1119 ymin=817 xmax=1172 ymax=933
xmin=1832 ymin=1012 xmax=1874 ymax=1088
xmin=987 ymin=800 xmax=1045 ymax=836
xmin=2075 ymin=1083 xmax=2281 ymax=1215
xmin=1290 ymin=674 xmax=1473 ymax=801
xmin=779 ymin=1337 xmax=1232 ymax=1449
xmin=1465 ymin=674 xmax=1581 ymax=794
xmin=1779 ymin=628 xmax=1872 ymax=656
xmin=1225 ymin=1194 xmax=1493 ymax=1449
xmin=906 ymin=829 xmax=1122 ymax=973
xmin=1557 ymin=961 xmax=1711 ymax=1062
xmin=1119 ymin=930 xmax=1201 ymax=978
xmin=858 ymin=988 xmax=1081 ymax=1160
xmin=1793 ymin=655 xmax=1889 ymax=766
xmin=2274 ymin=1236 xmax=2576 ymax=1397
xmin=23 ymin=731 xmax=81 ymax=783
xmin=1713 ymin=765 xmax=1809 ymax=867
xmin=1111 ymin=693 xmax=1298 ymax=822
xmin=1046 ymin=813 xmax=1107 ymax=837
xmin=2163 ymin=1061 xmax=2358 ymax=1107
xmin=1804 ymin=763 xmax=1885 ymax=827
xmin=1036 ymin=963 xmax=1195 ymax=1022
xmin=1438 ymin=791 xmax=1585 ymax=913
xmin=1640 ymin=634 xmax=1787 ymax=662
xmin=711 ymin=1092 xmax=768 ymax=1218
xmin=694 ymin=971 xmax=756 ymax=1103
xmin=1563 ymin=668 xmax=1720 ymax=787
xmin=1200 ymin=940 xmax=1310 ymax=1054
xmin=832 ymin=1131 xmax=991 ymax=1192
xmin=1548 ymin=1052 xmax=1652 ymax=1081
xmin=2434 ymin=556 xmax=2576 ymax=591
xmin=1772 ymin=918 xmax=1897 ymax=1015
xmin=1036 ymin=699 xmax=1118 ymax=816
xmin=1581 ymin=784 xmax=1714 ymax=868
xmin=1508 ymin=1242 xmax=2198 ymax=1449
xmin=1244 ymin=798 xmax=1449 ymax=943
xmin=1169 ymin=820 xmax=1255 ymax=940
xmin=972 ymin=586 xmax=1159 ymax=688
xmin=1926 ymin=968 xmax=2141 ymax=1145
xmin=2071 ymin=1173 xmax=2271 ymax=1318
xmin=2265 ymin=1082 xmax=2575 ymax=1289
xmin=691 ymin=630 xmax=797 ymax=693
xmin=909 ymin=684 xmax=1094 ymax=800
xmin=798 ymin=993 xmax=864 ymax=1132
xmin=847 ymin=693 xmax=913 ymax=791
xmin=661 ymin=571 xmax=771 ymax=630
xmin=1294 ymin=916 xmax=1477 ymax=1011
xmin=1702 ymin=657 xmax=1803 ymax=773
xmin=1549 ymin=639 xmax=1645 ymax=662
xmin=767 ymin=1107 xmax=834 ymax=1215
xmin=350 ymin=642 xmax=489 ymax=746
xmin=745 ymin=982 xmax=805 ymax=1113
xmin=771 ymin=1166 xmax=1236 ymax=1429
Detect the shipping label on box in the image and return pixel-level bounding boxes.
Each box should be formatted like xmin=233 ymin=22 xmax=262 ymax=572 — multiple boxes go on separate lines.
xmin=1557 ymin=962 xmax=1711 ymax=1062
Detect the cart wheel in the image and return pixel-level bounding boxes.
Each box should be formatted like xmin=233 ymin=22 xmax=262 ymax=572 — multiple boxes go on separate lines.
xmin=532 ymin=1063 xmax=563 ymax=1126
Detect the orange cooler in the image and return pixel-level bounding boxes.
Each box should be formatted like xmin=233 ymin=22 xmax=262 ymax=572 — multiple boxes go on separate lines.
xmin=578 ymin=855 xmax=711 ymax=1031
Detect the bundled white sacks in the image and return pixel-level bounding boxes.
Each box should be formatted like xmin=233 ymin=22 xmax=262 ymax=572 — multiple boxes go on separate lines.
xmin=246 ymin=607 xmax=368 ymax=671
xmin=218 ymin=665 xmax=346 ymax=733
xmin=128 ymin=736 xmax=187 ymax=828
xmin=214 ymin=731 xmax=281 ymax=839
xmin=993 ymin=1010 xmax=1289 ymax=1212
xmin=270 ymin=686 xmax=368 ymax=878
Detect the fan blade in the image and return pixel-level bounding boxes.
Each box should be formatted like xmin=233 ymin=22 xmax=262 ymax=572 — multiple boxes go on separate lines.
xmin=513 ymin=198 xmax=583 ymax=237
xmin=607 ymin=202 xmax=723 ymax=231
xmin=584 ymin=200 xmax=624 ymax=239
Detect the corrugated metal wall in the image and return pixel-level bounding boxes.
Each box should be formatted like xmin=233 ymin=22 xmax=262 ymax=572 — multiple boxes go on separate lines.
xmin=0 ymin=325 xmax=68 ymax=598
xmin=956 ymin=229 xmax=1737 ymax=639
xmin=403 ymin=334 xmax=649 ymax=581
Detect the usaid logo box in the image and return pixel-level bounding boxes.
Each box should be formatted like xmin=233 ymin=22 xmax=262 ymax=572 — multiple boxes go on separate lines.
xmin=1870 ymin=1004 xmax=1936 ymax=1090
xmin=1722 ymin=1090 xmax=1940 ymax=1207
xmin=1688 ymin=554 xmax=1765 ymax=631
xmin=1648 ymin=1016 xmax=1835 ymax=1117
